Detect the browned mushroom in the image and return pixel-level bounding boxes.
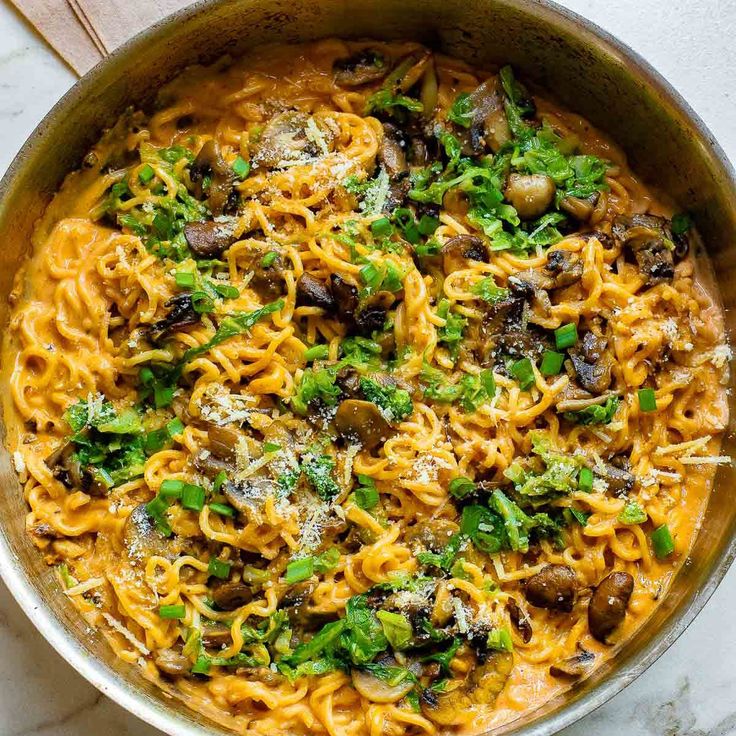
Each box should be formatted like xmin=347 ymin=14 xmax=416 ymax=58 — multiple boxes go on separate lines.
xmin=459 ymin=77 xmax=511 ymax=154
xmin=330 ymin=274 xmax=359 ymax=325
xmin=150 ymin=293 xmax=201 ymax=341
xmin=154 ymin=648 xmax=191 ymax=677
xmin=545 ymin=249 xmax=583 ymax=289
xmin=598 ymin=457 xmax=635 ymax=497
xmin=296 ymin=273 xmax=336 ymax=311
xmin=441 ymin=234 xmax=490 ymax=275
xmin=190 ymin=139 xmax=237 ymax=215
xmin=570 ymin=331 xmax=615 ymax=395
xmin=334 ymin=399 xmax=393 ymax=450
xmin=588 ymin=571 xmax=634 ymax=642
xmin=222 ymin=477 xmax=280 ymax=513
xmin=354 ymin=304 xmax=388 ymax=336
xmin=252 ymin=112 xmax=333 ymax=170
xmin=352 ymin=655 xmax=420 ymax=703
xmin=550 ymin=648 xmax=595 ymax=678
xmin=244 ymin=248 xmax=286 ymax=300
xmin=506 ymin=598 xmax=532 ymax=643
xmin=379 ymin=123 xmax=408 ymax=179
xmin=525 ymin=564 xmax=577 ymax=612
xmin=211 ymin=580 xmax=253 ymax=611
xmin=123 ymin=504 xmax=174 ymax=560
xmin=406 ymin=518 xmax=460 ymax=555
xmin=206 ymin=423 xmax=241 ymax=462
xmin=201 ymin=623 xmax=233 ymax=648
xmin=560 ymin=194 xmax=599 ymax=222
xmin=45 ymin=441 xmax=83 ymax=489
xmin=194 ymin=450 xmax=233 ymax=479
xmin=421 ymin=649 xmax=513 ymax=725
xmin=333 ymin=49 xmax=388 ymax=87
xmin=556 ymin=390 xmax=619 ymax=414
xmin=504 ymin=174 xmax=556 ymax=220
xmin=612 ymin=214 xmax=676 ymax=286
xmin=183 ymin=220 xmax=236 ymax=258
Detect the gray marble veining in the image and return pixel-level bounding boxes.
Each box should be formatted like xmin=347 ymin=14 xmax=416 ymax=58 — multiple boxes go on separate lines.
xmin=0 ymin=1 xmax=734 ymax=734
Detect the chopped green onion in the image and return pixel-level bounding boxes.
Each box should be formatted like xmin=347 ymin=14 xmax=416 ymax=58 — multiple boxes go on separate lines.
xmin=263 ymin=441 xmax=281 ymax=454
xmin=567 ymin=507 xmax=589 ymax=526
xmin=314 ymin=547 xmax=340 ymax=573
xmin=487 ymin=627 xmax=513 ymax=652
xmin=304 ymin=344 xmax=329 ymax=361
xmin=651 ymin=524 xmax=675 ymax=558
xmin=181 ymin=483 xmax=206 ymax=512
xmin=638 ymin=387 xmax=657 ymax=413
xmin=139 ymin=367 xmax=155 ymax=386
xmin=159 ymin=604 xmax=186 ymax=619
xmin=138 ymin=164 xmax=155 ymax=184
xmin=418 ymin=214 xmax=440 ymax=235
xmin=208 ymin=557 xmax=232 ymax=579
xmin=166 ymin=417 xmax=185 ymax=438
xmin=213 ymin=470 xmax=227 ymax=492
xmin=511 ymin=357 xmax=535 ymax=390
xmin=540 ymin=350 xmax=565 ymax=376
xmin=154 ymin=384 xmax=174 ymax=409
xmin=554 ymin=323 xmax=578 ymax=350
xmin=159 ymin=479 xmax=185 ymax=498
xmin=209 ymin=502 xmax=236 ymax=517
xmin=261 ymin=251 xmax=278 ymax=268
xmin=618 ymin=501 xmax=647 ymax=525
xmin=354 ymin=484 xmax=379 ymax=510
xmin=448 ymin=476 xmax=476 ymax=499
xmin=212 ymin=282 xmax=239 ymax=299
xmin=175 ymin=271 xmax=196 ymax=288
xmin=191 ymin=291 xmax=215 ymax=314
xmin=578 ymin=467 xmax=594 ymax=493
xmin=191 ymin=656 xmax=211 ymax=675
xmin=285 ymin=557 xmax=314 ymax=584
xmin=232 ymin=156 xmax=250 ymax=179
xmin=371 ymin=217 xmax=393 ymax=238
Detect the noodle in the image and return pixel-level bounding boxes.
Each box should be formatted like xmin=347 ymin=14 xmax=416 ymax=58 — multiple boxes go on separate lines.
xmin=1 ymin=39 xmax=730 ymax=735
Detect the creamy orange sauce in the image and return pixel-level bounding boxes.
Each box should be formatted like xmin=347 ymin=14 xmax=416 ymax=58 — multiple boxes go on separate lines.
xmin=1 ymin=40 xmax=730 ymax=736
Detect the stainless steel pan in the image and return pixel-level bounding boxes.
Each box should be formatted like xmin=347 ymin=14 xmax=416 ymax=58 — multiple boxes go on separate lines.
xmin=0 ymin=1 xmax=734 ymax=734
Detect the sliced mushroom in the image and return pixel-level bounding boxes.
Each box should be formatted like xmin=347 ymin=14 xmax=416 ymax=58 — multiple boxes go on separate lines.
xmin=252 ymin=111 xmax=332 ymax=170
xmin=460 ymin=77 xmax=511 ymax=154
xmin=150 ymin=293 xmax=200 ymax=342
xmin=183 ymin=220 xmax=236 ymax=258
xmin=545 ymin=249 xmax=583 ymax=289
xmin=45 ymin=441 xmax=83 ymax=489
xmin=504 ymin=174 xmax=556 ymax=220
xmin=190 ymin=139 xmax=237 ymax=215
xmin=612 ymin=214 xmax=676 ymax=287
xmin=330 ymin=274 xmax=359 ymax=324
xmin=123 ymin=504 xmax=173 ymax=560
xmin=334 ymin=399 xmax=393 ymax=450
xmin=296 ymin=273 xmax=336 ymax=311
xmin=353 ymin=304 xmax=387 ymax=336
xmin=352 ymin=657 xmax=419 ymax=703
xmin=570 ymin=331 xmax=615 ymax=395
xmin=550 ymin=648 xmax=595 ymax=678
xmin=155 ymin=648 xmax=191 ymax=677
xmin=333 ymin=49 xmax=388 ymax=87
xmin=598 ymin=458 xmax=635 ymax=497
xmin=194 ymin=451 xmax=233 ymax=479
xmin=406 ymin=518 xmax=460 ymax=555
xmin=244 ymin=248 xmax=286 ymax=300
xmin=421 ymin=649 xmax=513 ymax=726
xmin=588 ymin=571 xmax=634 ymax=642
xmin=441 ymin=234 xmax=490 ymax=275
xmin=379 ymin=123 xmax=408 ymax=179
xmin=201 ymin=623 xmax=233 ymax=648
xmin=222 ymin=477 xmax=280 ymax=513
xmin=525 ymin=564 xmax=577 ymax=612
xmin=207 ymin=423 xmax=241 ymax=462
xmin=556 ymin=390 xmax=618 ymax=414
xmin=211 ymin=580 xmax=253 ymax=611
xmin=506 ymin=598 xmax=532 ymax=643
xmin=335 ymin=366 xmax=362 ymax=398
xmin=560 ymin=193 xmax=599 ymax=222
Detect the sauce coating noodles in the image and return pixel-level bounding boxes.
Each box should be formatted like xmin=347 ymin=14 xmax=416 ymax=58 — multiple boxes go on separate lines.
xmin=2 ymin=40 xmax=730 ymax=736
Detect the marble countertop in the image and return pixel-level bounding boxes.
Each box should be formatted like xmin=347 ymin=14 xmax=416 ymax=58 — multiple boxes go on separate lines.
xmin=1 ymin=1 xmax=735 ymax=734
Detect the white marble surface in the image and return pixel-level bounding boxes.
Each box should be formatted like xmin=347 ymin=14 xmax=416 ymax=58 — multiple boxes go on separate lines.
xmin=0 ymin=1 xmax=735 ymax=734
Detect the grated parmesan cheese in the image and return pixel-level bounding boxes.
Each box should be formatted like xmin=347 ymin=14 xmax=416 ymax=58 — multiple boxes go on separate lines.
xmin=64 ymin=577 xmax=105 ymax=597
xmin=12 ymin=451 xmax=25 ymax=476
xmin=102 ymin=613 xmax=150 ymax=655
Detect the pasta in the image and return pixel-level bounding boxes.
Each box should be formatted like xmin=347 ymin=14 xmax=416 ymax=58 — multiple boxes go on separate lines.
xmin=2 ymin=39 xmax=730 ymax=735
